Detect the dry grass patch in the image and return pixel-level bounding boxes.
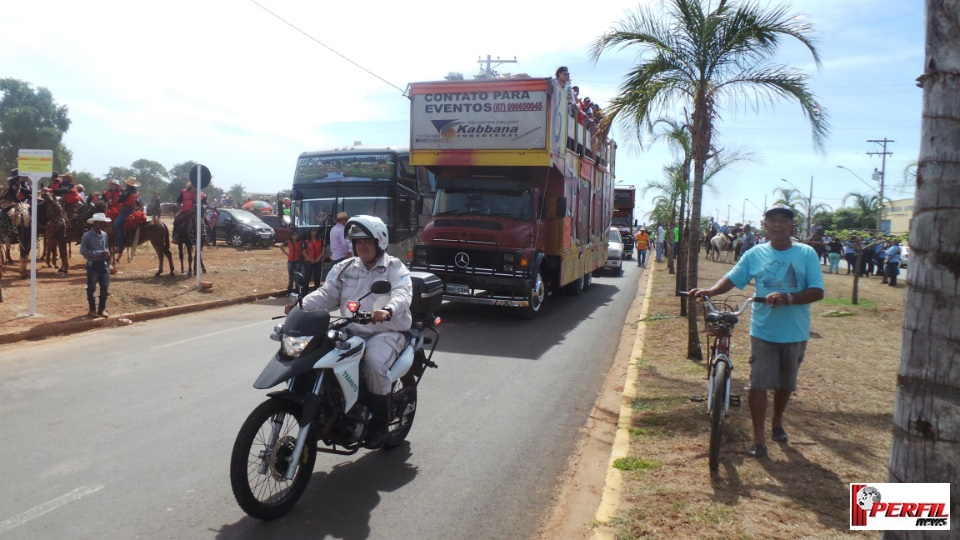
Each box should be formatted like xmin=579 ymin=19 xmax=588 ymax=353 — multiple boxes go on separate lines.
xmin=606 ymin=258 xmax=904 ymax=539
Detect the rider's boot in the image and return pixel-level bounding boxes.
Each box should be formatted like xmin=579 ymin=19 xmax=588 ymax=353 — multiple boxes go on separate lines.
xmin=363 ymin=394 xmax=391 ymax=449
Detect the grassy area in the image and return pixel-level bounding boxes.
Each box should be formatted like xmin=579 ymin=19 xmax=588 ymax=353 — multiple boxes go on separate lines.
xmin=603 ymin=257 xmax=905 ymax=539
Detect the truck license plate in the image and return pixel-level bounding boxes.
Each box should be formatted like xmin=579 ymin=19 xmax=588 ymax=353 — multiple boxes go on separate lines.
xmin=446 ymin=284 xmax=469 ymax=295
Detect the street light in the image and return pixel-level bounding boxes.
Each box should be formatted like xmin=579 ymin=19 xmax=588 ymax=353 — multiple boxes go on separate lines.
xmin=781 ymin=176 xmax=814 ymax=238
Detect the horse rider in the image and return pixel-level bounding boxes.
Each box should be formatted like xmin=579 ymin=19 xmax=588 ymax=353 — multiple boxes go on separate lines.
xmin=174 ymin=182 xmax=207 ymax=239
xmin=102 ymin=179 xmax=123 ymax=209
xmin=2 ymin=168 xmax=32 ymax=208
xmin=50 ymin=172 xmax=85 ymax=221
xmin=113 ymin=177 xmax=141 ymax=252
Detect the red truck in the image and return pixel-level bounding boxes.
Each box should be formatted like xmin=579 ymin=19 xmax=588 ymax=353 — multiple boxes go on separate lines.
xmin=408 ymin=77 xmax=616 ymax=319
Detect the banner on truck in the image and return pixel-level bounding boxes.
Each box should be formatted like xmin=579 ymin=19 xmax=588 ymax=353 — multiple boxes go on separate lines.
xmin=411 ymin=89 xmax=548 ymax=151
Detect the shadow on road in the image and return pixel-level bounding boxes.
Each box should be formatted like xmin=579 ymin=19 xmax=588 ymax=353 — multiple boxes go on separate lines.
xmin=215 ymin=443 xmax=418 ymax=539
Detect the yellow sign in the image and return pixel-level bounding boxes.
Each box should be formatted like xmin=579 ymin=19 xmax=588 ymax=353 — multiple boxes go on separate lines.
xmin=17 ymin=149 xmax=54 ymax=175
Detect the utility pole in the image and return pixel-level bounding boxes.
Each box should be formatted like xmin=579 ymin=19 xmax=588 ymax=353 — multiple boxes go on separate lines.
xmin=867 ymin=138 xmax=894 ymax=233
xmin=477 ymin=55 xmax=517 ymax=78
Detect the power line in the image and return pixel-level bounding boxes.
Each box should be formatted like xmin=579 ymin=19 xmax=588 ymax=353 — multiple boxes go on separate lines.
xmin=247 ymin=0 xmax=407 ymax=96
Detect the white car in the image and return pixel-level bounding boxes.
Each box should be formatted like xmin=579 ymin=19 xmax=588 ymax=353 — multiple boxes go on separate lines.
xmin=900 ymin=245 xmax=910 ymax=267
xmin=605 ymin=227 xmax=624 ymax=274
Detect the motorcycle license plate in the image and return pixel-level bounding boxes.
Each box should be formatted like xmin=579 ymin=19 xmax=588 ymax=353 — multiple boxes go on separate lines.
xmin=446 ymin=284 xmax=469 ymax=295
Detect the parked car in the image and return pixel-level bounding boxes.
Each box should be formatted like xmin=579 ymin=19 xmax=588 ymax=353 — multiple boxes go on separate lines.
xmin=900 ymin=245 xmax=910 ymax=267
xmin=258 ymin=213 xmax=292 ymax=244
xmin=604 ymin=227 xmax=624 ymax=275
xmin=215 ymin=208 xmax=275 ymax=248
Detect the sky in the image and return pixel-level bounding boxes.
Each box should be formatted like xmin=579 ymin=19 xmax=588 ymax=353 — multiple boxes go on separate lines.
xmin=1 ymin=0 xmax=923 ymax=225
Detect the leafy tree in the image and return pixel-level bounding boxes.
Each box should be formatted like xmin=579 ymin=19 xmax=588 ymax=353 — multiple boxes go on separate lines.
xmin=228 ymin=183 xmax=247 ymax=205
xmin=832 ymin=207 xmax=862 ymax=230
xmin=0 ymin=78 xmax=72 ymax=172
xmin=167 ymin=161 xmax=224 ymax=202
xmin=842 ymin=191 xmax=882 ymax=229
xmin=591 ymin=0 xmax=828 ymax=359
xmin=128 ymin=159 xmax=170 ymax=197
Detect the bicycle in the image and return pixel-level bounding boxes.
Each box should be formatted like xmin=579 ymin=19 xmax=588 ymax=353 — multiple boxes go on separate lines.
xmin=679 ymin=292 xmax=762 ymax=473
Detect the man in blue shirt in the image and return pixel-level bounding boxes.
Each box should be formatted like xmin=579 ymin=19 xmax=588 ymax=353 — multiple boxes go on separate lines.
xmin=80 ymin=213 xmax=113 ymax=318
xmin=688 ymin=204 xmax=824 ymax=459
xmin=884 ymin=240 xmax=902 ymax=286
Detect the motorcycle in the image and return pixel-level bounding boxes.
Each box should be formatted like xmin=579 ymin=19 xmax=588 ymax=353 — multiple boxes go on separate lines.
xmin=229 ymin=272 xmax=443 ymax=520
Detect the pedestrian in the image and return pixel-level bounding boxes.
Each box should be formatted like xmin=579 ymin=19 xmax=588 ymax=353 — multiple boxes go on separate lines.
xmin=884 ymin=239 xmax=902 ymax=286
xmin=843 ymin=236 xmax=858 ymax=274
xmin=80 ymin=213 xmax=113 ymax=318
xmin=827 ymin=238 xmax=843 ymax=274
xmin=209 ymin=209 xmax=219 ymax=246
xmin=329 ymin=212 xmax=352 ymax=265
xmin=739 ymin=224 xmax=757 ymax=257
xmin=303 ymin=228 xmax=324 ymax=291
xmin=634 ymin=228 xmax=651 ymax=267
xmin=687 ymin=204 xmax=824 ymax=459
xmin=655 ymin=224 xmax=665 ymax=262
xmin=280 ymin=230 xmax=303 ymax=294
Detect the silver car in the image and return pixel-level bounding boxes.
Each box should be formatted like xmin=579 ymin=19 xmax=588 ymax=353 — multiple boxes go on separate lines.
xmin=605 ymin=227 xmax=624 ymax=274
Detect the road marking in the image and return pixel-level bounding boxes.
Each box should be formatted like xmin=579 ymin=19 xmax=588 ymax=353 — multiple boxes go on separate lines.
xmin=153 ymin=320 xmax=268 ymax=349
xmin=0 ymin=484 xmax=104 ymax=534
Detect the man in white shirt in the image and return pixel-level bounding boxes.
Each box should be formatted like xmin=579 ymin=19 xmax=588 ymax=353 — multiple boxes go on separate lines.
xmin=329 ymin=212 xmax=352 ymax=264
xmin=656 ymin=224 xmax=665 ymax=262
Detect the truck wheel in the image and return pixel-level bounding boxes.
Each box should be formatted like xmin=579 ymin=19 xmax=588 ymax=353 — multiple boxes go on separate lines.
xmin=517 ymin=268 xmax=546 ymax=319
xmin=565 ymin=273 xmax=585 ymax=296
xmin=583 ymin=271 xmax=592 ymax=290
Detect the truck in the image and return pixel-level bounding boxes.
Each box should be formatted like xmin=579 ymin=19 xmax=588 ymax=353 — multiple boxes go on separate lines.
xmin=408 ymin=76 xmax=616 ymax=319
xmin=613 ymin=187 xmax=636 ymax=259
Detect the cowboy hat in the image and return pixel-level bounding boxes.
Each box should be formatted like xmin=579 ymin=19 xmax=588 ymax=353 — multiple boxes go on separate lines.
xmin=87 ymin=212 xmax=112 ymax=224
xmin=336 ymin=212 xmax=348 ymax=220
xmin=124 ymin=176 xmax=140 ymax=187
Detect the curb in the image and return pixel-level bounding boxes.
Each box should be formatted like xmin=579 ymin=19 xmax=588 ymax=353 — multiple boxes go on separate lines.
xmin=0 ymin=289 xmax=286 ymax=346
xmin=592 ymin=262 xmax=657 ymax=539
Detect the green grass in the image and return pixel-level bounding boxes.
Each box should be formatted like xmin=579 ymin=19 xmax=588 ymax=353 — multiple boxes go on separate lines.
xmin=631 ymin=395 xmax=688 ymax=412
xmin=613 ymin=456 xmax=659 ymax=472
xmin=822 ymin=296 xmax=877 ymax=308
xmin=641 ymin=313 xmax=683 ymax=322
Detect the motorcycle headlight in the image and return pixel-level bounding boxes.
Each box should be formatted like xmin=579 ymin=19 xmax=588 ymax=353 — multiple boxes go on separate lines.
xmin=281 ymin=335 xmax=311 ymax=357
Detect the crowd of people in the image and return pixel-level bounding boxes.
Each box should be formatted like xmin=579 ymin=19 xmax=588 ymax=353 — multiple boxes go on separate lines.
xmin=281 ymin=211 xmax=353 ymax=294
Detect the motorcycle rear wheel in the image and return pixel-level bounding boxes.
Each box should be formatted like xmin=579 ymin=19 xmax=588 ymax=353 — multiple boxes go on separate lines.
xmin=385 ymin=378 xmax=418 ymax=449
xmin=230 ymin=398 xmax=316 ymax=520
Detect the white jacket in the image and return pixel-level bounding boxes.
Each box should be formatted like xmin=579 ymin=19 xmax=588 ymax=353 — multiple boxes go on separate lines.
xmin=300 ymin=254 xmax=412 ymax=336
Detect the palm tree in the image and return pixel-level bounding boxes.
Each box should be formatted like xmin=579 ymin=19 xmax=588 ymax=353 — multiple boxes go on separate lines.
xmin=591 ymin=0 xmax=828 ymax=359
xmin=842 ymin=192 xmax=882 ymax=229
xmin=885 ymin=1 xmax=959 ymax=522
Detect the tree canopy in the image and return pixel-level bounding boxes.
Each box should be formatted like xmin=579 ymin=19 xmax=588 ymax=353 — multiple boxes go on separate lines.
xmin=0 ymin=78 xmax=72 ymax=172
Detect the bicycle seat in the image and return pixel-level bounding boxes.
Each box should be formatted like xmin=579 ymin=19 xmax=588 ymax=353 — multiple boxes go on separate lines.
xmin=706 ymin=313 xmax=738 ymax=325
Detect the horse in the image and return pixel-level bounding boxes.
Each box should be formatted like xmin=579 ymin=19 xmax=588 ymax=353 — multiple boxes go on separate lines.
xmin=108 ymin=216 xmax=176 ymax=277
xmin=173 ymin=217 xmax=208 ymax=276
xmin=7 ymin=202 xmax=32 ymax=278
xmin=38 ymin=191 xmax=70 ymax=273
xmin=0 ymin=204 xmax=21 ymax=264
xmin=708 ymin=233 xmax=733 ymax=263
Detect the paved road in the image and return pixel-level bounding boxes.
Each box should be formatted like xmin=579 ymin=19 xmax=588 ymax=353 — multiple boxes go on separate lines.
xmin=0 ymin=263 xmax=642 ymax=540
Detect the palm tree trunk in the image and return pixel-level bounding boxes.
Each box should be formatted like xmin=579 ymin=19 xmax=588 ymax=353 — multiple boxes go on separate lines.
xmin=885 ymin=3 xmax=960 ymax=535
xmin=686 ymin=96 xmax=711 ymax=360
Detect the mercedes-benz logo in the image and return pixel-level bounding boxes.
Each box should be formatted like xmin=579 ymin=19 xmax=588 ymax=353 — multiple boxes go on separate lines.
xmin=454 ymin=252 xmax=470 ymax=269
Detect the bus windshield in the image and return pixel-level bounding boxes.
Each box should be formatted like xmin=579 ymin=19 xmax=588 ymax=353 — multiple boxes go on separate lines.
xmin=293 ymin=185 xmax=391 ymax=228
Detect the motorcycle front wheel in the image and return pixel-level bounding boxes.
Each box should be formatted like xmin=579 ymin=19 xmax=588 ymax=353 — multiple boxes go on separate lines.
xmin=230 ymin=398 xmax=317 ymax=520
xmin=385 ymin=377 xmax=418 ymax=449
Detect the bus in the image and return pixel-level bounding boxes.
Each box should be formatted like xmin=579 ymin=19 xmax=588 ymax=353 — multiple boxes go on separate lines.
xmin=290 ymin=145 xmax=435 ymax=265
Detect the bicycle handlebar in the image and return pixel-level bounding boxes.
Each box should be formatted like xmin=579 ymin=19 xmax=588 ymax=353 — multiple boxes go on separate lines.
xmin=676 ymin=291 xmax=764 ymax=316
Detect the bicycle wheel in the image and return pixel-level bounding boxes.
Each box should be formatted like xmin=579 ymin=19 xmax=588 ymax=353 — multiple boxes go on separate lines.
xmin=708 ymin=360 xmax=728 ymax=473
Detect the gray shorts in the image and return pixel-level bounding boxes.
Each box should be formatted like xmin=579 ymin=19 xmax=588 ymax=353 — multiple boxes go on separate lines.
xmin=748 ymin=336 xmax=807 ymax=392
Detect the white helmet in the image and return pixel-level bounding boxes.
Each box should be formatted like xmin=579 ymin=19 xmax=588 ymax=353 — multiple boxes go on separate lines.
xmin=346 ymin=215 xmax=389 ymax=253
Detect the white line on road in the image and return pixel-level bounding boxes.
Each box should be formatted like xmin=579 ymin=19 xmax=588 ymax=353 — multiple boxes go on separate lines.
xmin=153 ymin=320 xmax=268 ymax=349
xmin=0 ymin=484 xmax=105 ymax=535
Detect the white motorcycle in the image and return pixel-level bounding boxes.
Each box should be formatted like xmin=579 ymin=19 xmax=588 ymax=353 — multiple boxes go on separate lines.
xmin=229 ymin=272 xmax=442 ymax=520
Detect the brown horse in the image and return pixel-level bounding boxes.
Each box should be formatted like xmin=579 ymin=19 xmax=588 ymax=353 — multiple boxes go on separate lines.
xmin=7 ymin=202 xmax=31 ymax=278
xmin=38 ymin=191 xmax=70 ymax=273
xmin=111 ymin=219 xmax=176 ymax=277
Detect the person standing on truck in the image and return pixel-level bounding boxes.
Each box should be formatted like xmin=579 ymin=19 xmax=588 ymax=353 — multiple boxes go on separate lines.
xmin=635 ymin=228 xmax=651 ymax=268
xmin=555 ymin=66 xmax=577 ymax=115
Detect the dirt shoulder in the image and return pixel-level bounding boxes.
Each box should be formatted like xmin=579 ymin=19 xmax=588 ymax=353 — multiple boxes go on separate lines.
xmin=597 ymin=256 xmax=904 ymax=538
xmin=0 ymin=221 xmax=288 ymax=344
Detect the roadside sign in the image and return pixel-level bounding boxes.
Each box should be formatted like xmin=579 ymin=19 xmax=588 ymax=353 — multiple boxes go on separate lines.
xmin=17 ymin=149 xmax=53 ymax=317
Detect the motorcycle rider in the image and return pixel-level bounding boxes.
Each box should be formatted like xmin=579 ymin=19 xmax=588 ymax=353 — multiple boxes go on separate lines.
xmin=284 ymin=215 xmax=412 ymax=449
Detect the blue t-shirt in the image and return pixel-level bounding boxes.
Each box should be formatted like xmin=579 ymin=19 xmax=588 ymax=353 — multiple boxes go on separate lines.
xmin=725 ymin=242 xmax=824 ymax=343
xmin=885 ymin=245 xmax=901 ymax=264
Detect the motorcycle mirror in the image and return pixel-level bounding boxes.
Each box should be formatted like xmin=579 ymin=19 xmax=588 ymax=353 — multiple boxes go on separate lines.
xmin=370 ymin=280 xmax=391 ymax=295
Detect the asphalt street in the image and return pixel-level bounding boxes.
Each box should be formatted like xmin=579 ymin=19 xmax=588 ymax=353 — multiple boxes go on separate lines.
xmin=0 ymin=262 xmax=642 ymax=540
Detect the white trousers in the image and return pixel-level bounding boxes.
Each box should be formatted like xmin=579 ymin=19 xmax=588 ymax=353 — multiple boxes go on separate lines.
xmin=362 ymin=332 xmax=407 ymax=395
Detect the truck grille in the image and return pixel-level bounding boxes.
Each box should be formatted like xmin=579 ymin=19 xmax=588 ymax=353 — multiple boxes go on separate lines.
xmin=424 ymin=247 xmax=497 ymax=271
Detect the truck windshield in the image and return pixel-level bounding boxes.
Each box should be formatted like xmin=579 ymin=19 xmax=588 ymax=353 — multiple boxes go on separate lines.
xmin=612 ymin=216 xmax=631 ymax=227
xmin=434 ymin=189 xmax=532 ymax=220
